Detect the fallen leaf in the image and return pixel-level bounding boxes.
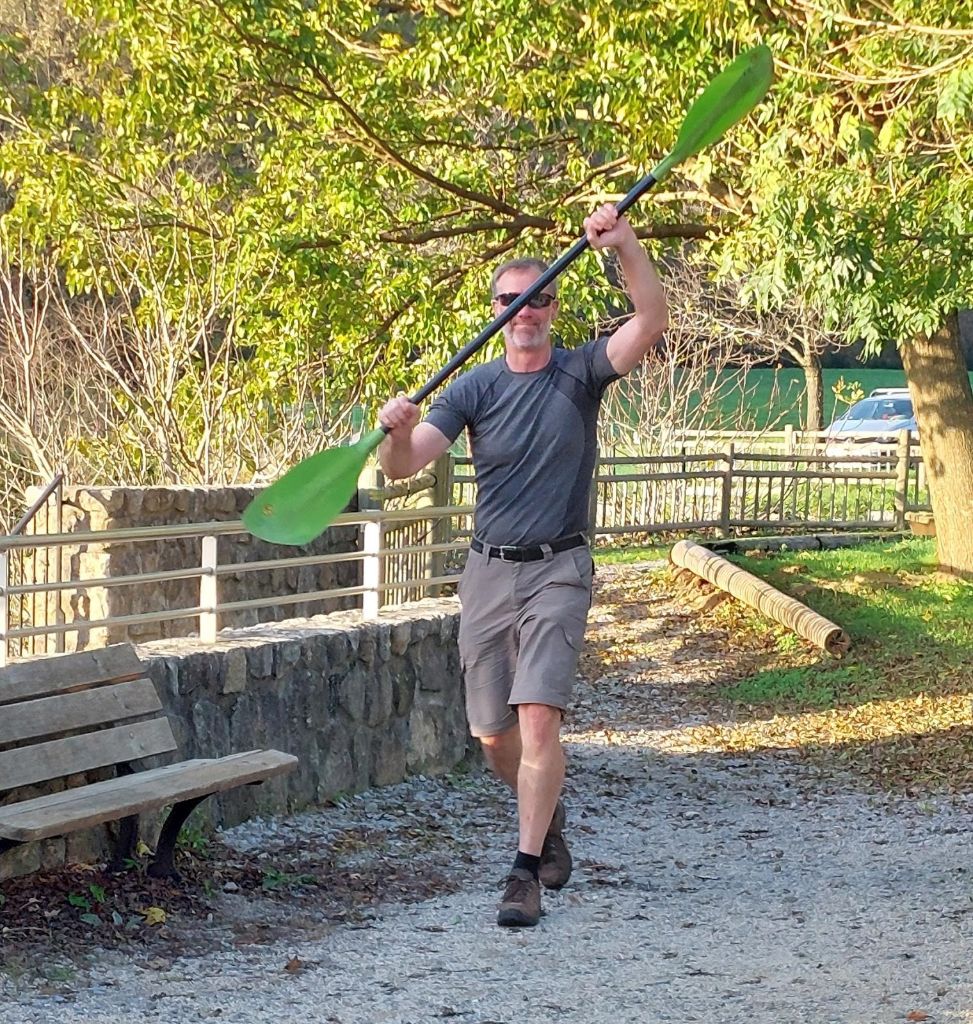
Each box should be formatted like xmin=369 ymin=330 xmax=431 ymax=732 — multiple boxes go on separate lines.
xmin=906 ymin=1011 xmax=930 ymax=1021
xmin=284 ymin=956 xmax=304 ymax=974
xmin=140 ymin=906 xmax=167 ymax=926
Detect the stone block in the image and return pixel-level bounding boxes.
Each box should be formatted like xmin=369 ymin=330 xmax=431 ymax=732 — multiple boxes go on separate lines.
xmin=372 ymin=719 xmax=408 ymax=786
xmin=277 ymin=641 xmax=304 ymax=668
xmin=350 ymin=728 xmax=372 ymax=792
xmin=365 ymin=665 xmax=394 ymax=729
xmin=407 ymin=703 xmax=442 ymax=774
xmin=390 ymin=622 xmax=412 ymax=657
xmin=391 ymin=660 xmax=418 ymax=717
xmin=0 ymin=841 xmax=42 ymax=881
xmin=318 ymin=726 xmax=355 ymax=798
xmin=65 ymin=828 xmax=107 ymax=867
xmin=38 ymin=836 xmax=67 ymax=870
xmin=376 ymin=622 xmax=392 ymax=663
xmin=358 ymin=629 xmax=376 ymax=666
xmin=339 ymin=664 xmax=368 ymax=722
xmin=246 ymin=644 xmax=276 ymax=680
xmin=222 ymin=648 xmax=248 ymax=694
xmin=192 ymin=698 xmax=233 ymax=757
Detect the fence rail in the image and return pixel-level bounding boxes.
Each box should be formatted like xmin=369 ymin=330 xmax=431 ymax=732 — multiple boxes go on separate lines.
xmin=0 ymin=506 xmax=473 ymax=667
xmin=1 ymin=430 xmax=930 ymax=665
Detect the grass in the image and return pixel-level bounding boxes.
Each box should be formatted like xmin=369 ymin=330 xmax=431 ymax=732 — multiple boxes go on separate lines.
xmin=683 ymin=537 xmax=973 ymax=792
xmin=716 ymin=539 xmax=971 ymax=708
xmin=594 ymin=543 xmax=671 ymax=564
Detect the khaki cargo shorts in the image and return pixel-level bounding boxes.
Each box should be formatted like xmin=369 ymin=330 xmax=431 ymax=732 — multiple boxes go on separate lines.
xmin=457 ymin=542 xmax=594 ymax=737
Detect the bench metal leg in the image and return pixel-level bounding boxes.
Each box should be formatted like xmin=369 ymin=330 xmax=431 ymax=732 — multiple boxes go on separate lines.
xmin=106 ymin=761 xmax=139 ymax=873
xmin=148 ymin=796 xmax=207 ymax=880
xmin=108 ymin=814 xmax=140 ymax=873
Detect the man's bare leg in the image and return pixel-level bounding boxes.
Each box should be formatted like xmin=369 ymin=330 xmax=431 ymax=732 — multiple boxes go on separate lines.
xmin=478 ymin=705 xmax=564 ymax=852
xmin=486 ymin=705 xmax=568 ymax=927
xmin=514 ymin=703 xmax=564 ymax=855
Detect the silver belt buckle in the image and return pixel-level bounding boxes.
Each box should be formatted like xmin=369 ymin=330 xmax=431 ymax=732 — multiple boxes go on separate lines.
xmin=497 ymin=545 xmax=519 ymax=562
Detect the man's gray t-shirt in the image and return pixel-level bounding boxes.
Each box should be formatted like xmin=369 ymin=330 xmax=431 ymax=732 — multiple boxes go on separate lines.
xmin=424 ymin=337 xmax=620 ymax=547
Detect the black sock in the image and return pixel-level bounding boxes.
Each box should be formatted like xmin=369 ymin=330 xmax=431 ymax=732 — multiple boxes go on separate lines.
xmin=513 ymin=851 xmax=541 ymax=880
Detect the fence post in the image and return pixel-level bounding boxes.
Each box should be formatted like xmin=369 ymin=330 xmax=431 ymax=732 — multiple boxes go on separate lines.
xmin=199 ymin=535 xmax=218 ymax=643
xmin=588 ymin=447 xmax=601 ymax=541
xmin=0 ymin=550 xmax=8 ymax=669
xmin=357 ymin=464 xmax=384 ymax=512
xmin=429 ymin=452 xmax=452 ymax=596
xmin=718 ymin=443 xmax=735 ymax=538
xmin=894 ymin=429 xmax=911 ymax=531
xmin=784 ymin=424 xmax=795 ymax=455
xmin=362 ymin=520 xmax=383 ymax=619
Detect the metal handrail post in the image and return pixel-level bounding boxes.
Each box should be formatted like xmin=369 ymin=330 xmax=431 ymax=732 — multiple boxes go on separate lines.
xmin=199 ymin=535 xmax=218 ymax=642
xmin=362 ymin=521 xmax=383 ymax=619
xmin=0 ymin=550 xmax=9 ymax=669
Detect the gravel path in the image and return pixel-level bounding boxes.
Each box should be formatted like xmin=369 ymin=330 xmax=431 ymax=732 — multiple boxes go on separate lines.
xmin=4 ymin=563 xmax=973 ymax=1024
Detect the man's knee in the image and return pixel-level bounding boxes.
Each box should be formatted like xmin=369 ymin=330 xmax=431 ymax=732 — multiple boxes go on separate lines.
xmin=517 ymin=703 xmax=563 ymax=751
xmin=479 ymin=724 xmax=518 ymax=758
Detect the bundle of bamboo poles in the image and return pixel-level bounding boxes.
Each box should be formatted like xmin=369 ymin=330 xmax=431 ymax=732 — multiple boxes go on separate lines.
xmin=670 ymin=540 xmax=851 ymax=658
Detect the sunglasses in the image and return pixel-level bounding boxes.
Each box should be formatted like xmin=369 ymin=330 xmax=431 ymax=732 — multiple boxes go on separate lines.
xmin=493 ymin=292 xmax=556 ymax=309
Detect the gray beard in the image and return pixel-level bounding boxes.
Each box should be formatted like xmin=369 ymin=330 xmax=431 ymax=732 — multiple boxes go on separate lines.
xmin=505 ymin=327 xmax=550 ymax=350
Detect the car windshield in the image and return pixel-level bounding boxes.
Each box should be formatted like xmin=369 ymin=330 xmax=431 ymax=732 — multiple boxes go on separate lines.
xmin=844 ymin=398 xmax=912 ymax=421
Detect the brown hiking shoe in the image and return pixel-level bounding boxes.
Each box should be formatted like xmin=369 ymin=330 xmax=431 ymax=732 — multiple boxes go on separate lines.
xmin=497 ymin=868 xmax=542 ymax=928
xmin=539 ymin=800 xmax=572 ymax=890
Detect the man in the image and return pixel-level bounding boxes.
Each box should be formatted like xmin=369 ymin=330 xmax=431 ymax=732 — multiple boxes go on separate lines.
xmin=377 ymin=203 xmax=668 ymax=927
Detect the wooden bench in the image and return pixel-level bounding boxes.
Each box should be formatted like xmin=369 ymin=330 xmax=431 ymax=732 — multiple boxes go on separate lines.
xmin=0 ymin=644 xmax=298 ymax=879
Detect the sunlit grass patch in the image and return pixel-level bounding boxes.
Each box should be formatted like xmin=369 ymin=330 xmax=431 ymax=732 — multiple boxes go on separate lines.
xmin=594 ymin=543 xmax=671 ymax=565
xmin=689 ymin=537 xmax=973 ymax=791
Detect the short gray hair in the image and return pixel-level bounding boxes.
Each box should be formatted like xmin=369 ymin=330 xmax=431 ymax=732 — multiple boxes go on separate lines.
xmin=490 ymin=258 xmax=556 ymax=298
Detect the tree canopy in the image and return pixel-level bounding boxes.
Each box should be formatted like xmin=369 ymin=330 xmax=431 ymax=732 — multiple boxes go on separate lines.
xmin=2 ymin=0 xmax=972 ymax=565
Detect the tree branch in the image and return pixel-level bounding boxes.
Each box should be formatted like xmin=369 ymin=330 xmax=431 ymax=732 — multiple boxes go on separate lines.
xmin=205 ymin=0 xmax=522 ymax=218
xmin=379 ymin=214 xmax=555 ymax=245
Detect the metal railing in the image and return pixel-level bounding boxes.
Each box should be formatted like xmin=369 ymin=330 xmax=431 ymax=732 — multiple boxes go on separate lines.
xmin=0 ymin=430 xmax=930 ymax=665
xmin=2 ymin=471 xmax=65 ymax=661
xmin=0 ymin=505 xmax=473 ymax=668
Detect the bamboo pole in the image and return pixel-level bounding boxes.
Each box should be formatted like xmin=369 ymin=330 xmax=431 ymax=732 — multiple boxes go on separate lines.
xmin=670 ymin=539 xmax=851 ymax=658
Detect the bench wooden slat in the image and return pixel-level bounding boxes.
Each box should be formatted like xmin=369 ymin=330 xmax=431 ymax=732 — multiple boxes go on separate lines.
xmin=0 ymin=750 xmax=299 ymax=841
xmin=0 ymin=718 xmax=177 ymax=791
xmin=0 ymin=679 xmax=163 ymax=747
xmin=0 ymin=646 xmax=145 ymax=705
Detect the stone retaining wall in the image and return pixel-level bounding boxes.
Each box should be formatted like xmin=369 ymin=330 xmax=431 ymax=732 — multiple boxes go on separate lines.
xmin=0 ymin=599 xmax=469 ymax=880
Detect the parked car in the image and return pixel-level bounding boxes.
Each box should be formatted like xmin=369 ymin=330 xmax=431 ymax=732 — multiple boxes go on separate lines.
xmin=825 ymin=388 xmax=917 ymax=461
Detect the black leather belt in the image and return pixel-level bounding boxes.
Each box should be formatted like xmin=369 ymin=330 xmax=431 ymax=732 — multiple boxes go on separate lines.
xmin=470 ymin=533 xmax=587 ymax=563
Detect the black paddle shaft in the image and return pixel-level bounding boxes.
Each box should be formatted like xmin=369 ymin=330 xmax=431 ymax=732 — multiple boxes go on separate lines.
xmin=403 ymin=171 xmax=660 ymax=410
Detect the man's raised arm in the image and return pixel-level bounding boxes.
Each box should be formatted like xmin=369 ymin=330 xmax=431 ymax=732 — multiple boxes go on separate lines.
xmin=583 ymin=204 xmax=669 ymax=376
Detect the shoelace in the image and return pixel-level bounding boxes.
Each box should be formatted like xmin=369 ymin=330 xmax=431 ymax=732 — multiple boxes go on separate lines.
xmin=501 ymin=874 xmax=536 ymax=900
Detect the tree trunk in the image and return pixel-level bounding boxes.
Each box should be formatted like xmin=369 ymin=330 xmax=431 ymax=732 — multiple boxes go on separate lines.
xmin=802 ymin=356 xmax=824 ymax=432
xmin=900 ymin=311 xmax=973 ymax=578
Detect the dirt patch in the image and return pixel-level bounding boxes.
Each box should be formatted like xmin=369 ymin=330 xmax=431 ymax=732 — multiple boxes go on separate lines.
xmin=0 ymin=821 xmax=463 ymax=974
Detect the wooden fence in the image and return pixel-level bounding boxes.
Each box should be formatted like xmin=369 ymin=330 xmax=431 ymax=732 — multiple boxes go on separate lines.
xmin=453 ymin=429 xmax=928 ymax=540
xmin=2 ymin=430 xmax=930 ymax=662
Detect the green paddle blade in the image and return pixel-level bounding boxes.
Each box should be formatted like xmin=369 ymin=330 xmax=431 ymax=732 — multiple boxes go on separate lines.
xmin=651 ymin=44 xmax=773 ymax=182
xmin=242 ymin=428 xmax=386 ymax=545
